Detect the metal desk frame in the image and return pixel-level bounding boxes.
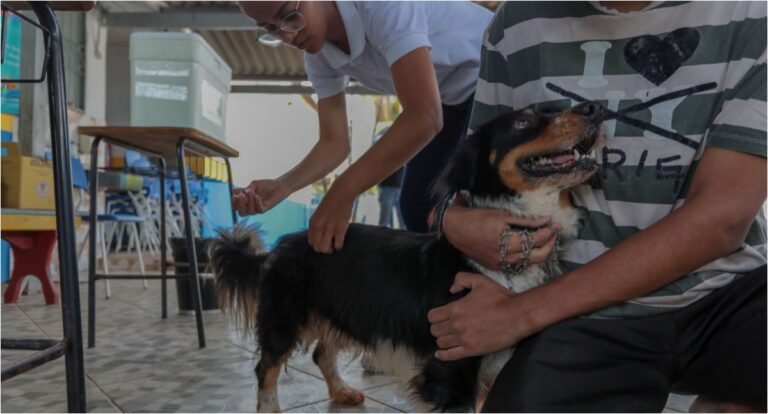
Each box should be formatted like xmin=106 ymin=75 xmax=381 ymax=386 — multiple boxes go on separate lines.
xmin=85 ymin=134 xmax=238 ymax=349
xmin=1 ymin=2 xmax=88 ymax=412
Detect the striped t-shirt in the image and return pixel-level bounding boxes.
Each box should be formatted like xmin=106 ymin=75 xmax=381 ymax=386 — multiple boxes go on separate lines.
xmin=470 ymin=1 xmax=767 ymax=318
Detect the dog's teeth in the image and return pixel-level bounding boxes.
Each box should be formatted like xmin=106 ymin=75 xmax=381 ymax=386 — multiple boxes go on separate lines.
xmin=573 ymin=149 xmax=581 ymax=160
xmin=590 ymin=149 xmax=596 ymax=158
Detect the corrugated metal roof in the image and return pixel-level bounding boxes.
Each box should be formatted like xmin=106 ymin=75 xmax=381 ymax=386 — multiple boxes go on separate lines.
xmin=101 ymin=1 xmax=498 ymax=81
xmin=162 ymin=1 xmax=238 ymax=10
xmin=198 ymin=30 xmax=306 ymax=80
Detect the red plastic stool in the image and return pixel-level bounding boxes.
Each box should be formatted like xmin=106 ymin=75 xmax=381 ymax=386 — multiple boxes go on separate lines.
xmin=2 ymin=230 xmax=60 ymax=305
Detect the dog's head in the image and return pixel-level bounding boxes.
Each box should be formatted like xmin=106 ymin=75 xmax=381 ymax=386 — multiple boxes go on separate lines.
xmin=434 ymin=101 xmax=604 ymax=199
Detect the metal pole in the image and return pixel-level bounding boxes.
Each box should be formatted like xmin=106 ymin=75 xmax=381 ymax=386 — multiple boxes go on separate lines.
xmin=224 ymin=158 xmax=238 ymax=227
xmin=1 ymin=341 xmax=66 ymax=381
xmin=159 ymin=158 xmax=168 ymax=319
xmin=88 ymin=137 xmax=102 ymax=348
xmin=31 ymin=3 xmax=86 ymax=411
xmin=176 ymin=139 xmax=206 ymax=348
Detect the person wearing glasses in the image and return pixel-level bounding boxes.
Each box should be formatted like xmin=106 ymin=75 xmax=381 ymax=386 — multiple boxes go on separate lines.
xmin=234 ymin=1 xmax=493 ymax=253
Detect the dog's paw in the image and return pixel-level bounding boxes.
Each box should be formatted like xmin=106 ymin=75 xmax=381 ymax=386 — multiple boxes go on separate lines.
xmin=257 ymin=391 xmax=281 ymax=413
xmin=332 ymin=388 xmax=365 ymax=406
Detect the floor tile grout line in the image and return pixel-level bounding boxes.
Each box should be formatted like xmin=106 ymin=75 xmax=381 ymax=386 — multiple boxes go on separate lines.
xmin=282 ymin=397 xmax=336 ymax=412
xmin=360 ymin=380 xmax=398 ymax=391
xmin=0 ymin=375 xmax=121 ymax=413
xmin=109 ymin=292 xmax=168 ymax=317
xmin=285 ymin=363 xmax=325 ymax=381
xmin=7 ymin=298 xmax=406 ymax=413
xmin=285 ymin=363 xmax=399 ymax=392
xmin=221 ymin=336 xmax=258 ymax=355
xmin=365 ymin=394 xmax=410 ymax=413
xmin=284 ymin=358 xmax=401 ymax=392
xmin=13 ymin=303 xmax=54 ymax=340
xmin=84 ymin=372 xmax=126 ymax=413
xmin=6 ymin=288 xmax=406 ymax=413
xmin=283 ymin=394 xmax=407 ymax=413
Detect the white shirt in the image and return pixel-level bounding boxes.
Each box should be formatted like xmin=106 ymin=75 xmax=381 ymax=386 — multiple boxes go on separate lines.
xmin=304 ymin=1 xmax=492 ymax=105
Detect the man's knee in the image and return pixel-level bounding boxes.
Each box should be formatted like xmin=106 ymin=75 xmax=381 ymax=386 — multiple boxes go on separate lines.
xmin=482 ymin=317 xmax=673 ymax=412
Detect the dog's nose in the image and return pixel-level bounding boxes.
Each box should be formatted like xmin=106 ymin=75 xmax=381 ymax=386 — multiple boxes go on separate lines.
xmin=575 ymin=101 xmax=604 ymax=124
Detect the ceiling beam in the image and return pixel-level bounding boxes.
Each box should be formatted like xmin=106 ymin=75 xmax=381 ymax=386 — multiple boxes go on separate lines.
xmin=105 ymin=10 xmax=256 ymax=30
xmin=230 ymin=84 xmax=384 ymax=96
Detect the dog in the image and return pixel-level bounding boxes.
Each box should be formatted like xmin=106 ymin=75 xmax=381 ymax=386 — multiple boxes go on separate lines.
xmin=209 ymin=101 xmax=604 ymax=412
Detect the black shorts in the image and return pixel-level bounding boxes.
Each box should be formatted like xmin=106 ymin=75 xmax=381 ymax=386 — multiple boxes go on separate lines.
xmin=483 ymin=266 xmax=767 ymax=412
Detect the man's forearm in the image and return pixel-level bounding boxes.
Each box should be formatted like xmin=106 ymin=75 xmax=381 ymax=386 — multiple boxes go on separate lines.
xmin=335 ymin=111 xmax=440 ymax=195
xmin=520 ymin=198 xmax=753 ymax=335
xmin=278 ymin=139 xmax=350 ymax=192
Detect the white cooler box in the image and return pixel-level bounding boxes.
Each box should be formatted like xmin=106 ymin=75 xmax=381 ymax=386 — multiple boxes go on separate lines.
xmin=129 ymin=32 xmax=232 ymax=141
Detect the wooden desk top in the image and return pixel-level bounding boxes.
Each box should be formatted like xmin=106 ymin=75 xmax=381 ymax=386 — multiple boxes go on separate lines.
xmin=78 ymin=126 xmax=239 ymax=159
xmin=3 ymin=1 xmax=95 ymax=11
xmin=1 ymin=209 xmax=81 ymax=231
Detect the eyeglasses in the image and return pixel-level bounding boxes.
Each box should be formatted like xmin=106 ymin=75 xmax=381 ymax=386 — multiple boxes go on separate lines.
xmin=256 ymin=1 xmax=306 ymax=48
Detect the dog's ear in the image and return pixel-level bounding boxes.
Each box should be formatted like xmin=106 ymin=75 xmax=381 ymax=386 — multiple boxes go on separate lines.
xmin=430 ymin=124 xmax=491 ymax=199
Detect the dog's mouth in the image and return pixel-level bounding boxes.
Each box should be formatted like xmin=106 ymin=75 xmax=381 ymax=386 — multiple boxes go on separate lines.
xmin=518 ymin=127 xmax=600 ymax=177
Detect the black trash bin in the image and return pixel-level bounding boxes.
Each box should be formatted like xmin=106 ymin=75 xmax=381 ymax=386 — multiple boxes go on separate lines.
xmin=170 ymin=237 xmax=219 ymax=312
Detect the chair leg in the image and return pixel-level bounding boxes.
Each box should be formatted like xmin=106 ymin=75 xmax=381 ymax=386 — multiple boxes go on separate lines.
xmin=76 ymin=229 xmax=88 ymax=267
xmin=141 ymin=221 xmax=157 ymax=256
xmin=114 ymin=223 xmax=126 ymax=253
xmin=99 ymin=223 xmax=111 ymax=299
xmin=131 ymin=223 xmax=148 ymax=289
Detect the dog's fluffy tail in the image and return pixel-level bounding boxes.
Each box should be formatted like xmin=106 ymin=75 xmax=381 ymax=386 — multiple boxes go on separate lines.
xmin=208 ymin=226 xmax=268 ymax=334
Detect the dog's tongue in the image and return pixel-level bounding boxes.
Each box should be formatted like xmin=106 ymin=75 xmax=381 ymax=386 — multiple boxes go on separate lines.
xmin=551 ymin=154 xmax=575 ymax=165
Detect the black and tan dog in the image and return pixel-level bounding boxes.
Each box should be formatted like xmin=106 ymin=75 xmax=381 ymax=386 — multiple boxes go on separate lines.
xmin=209 ymin=101 xmax=604 ymax=412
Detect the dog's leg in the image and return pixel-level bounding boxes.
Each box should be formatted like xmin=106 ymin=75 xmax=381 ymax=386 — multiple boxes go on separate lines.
xmin=254 ymin=326 xmax=296 ymax=413
xmin=255 ymin=355 xmax=288 ymax=413
xmin=252 ymin=265 xmax=309 ymax=412
xmin=312 ymin=343 xmax=365 ymax=406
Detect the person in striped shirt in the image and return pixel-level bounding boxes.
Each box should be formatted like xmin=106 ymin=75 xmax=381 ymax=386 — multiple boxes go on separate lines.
xmin=428 ymin=1 xmax=766 ymax=411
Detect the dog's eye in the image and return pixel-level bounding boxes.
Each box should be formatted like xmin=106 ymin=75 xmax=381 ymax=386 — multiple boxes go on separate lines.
xmin=514 ymin=119 xmax=532 ymax=129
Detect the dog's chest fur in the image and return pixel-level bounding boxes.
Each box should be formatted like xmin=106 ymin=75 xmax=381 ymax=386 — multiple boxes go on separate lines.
xmin=461 ymin=188 xmax=581 ymax=393
xmin=464 ymin=188 xmax=581 ymax=293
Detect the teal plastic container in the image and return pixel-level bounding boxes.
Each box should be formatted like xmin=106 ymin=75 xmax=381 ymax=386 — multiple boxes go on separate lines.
xmin=129 ymin=32 xmax=232 ymax=141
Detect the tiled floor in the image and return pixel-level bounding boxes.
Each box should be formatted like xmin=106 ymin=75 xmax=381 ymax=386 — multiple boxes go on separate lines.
xmin=2 ymin=277 xmax=695 ymax=413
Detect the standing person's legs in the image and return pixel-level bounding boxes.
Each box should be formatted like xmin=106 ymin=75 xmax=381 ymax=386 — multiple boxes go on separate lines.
xmin=392 ymin=189 xmax=404 ymax=229
xmin=400 ymin=98 xmax=473 ymax=233
xmin=378 ymin=187 xmax=397 ymax=227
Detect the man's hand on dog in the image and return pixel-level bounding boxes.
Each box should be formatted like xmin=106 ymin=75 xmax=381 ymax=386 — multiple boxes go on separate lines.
xmin=308 ymin=185 xmax=356 ymax=254
xmin=443 ymin=205 xmax=560 ymax=270
xmin=232 ymin=179 xmax=292 ymax=216
xmin=428 ymin=272 xmax=533 ymax=361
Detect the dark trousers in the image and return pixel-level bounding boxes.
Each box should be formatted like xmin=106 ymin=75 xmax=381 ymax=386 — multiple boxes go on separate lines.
xmin=400 ymin=97 xmax=473 ymax=233
xmin=483 ymin=266 xmax=768 ymax=412
xmin=378 ymin=186 xmax=402 ymax=228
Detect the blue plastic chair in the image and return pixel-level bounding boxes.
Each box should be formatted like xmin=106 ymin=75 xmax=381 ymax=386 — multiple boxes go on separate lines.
xmin=71 ymin=157 xmax=147 ymax=298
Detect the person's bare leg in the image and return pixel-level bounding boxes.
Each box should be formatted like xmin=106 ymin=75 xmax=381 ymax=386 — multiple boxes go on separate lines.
xmin=689 ymin=395 xmax=766 ymax=413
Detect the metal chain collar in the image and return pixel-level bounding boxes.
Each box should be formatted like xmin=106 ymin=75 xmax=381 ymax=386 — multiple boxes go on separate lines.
xmin=499 ymin=227 xmax=532 ymax=276
xmin=547 ymin=223 xmax=561 ymax=251
xmin=498 ymin=224 xmax=561 ymax=277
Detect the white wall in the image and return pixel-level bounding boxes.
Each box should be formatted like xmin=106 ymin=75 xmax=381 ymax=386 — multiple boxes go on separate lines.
xmin=84 ymin=9 xmax=108 ymax=121
xmin=224 ymin=93 xmax=378 ymax=205
xmin=105 ymin=27 xmax=133 ymax=126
